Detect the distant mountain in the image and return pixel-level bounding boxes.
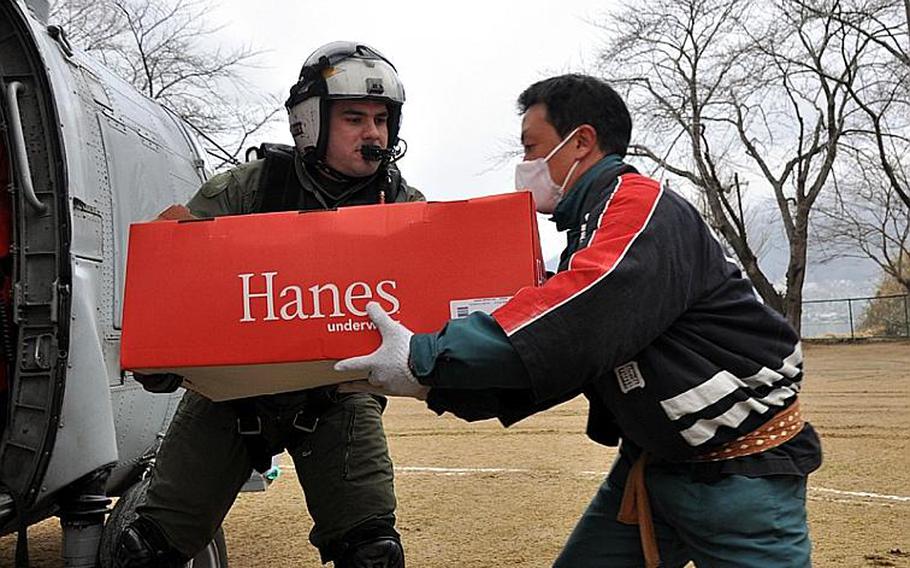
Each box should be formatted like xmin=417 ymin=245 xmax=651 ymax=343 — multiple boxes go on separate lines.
xmin=758 ymin=240 xmax=881 ymax=300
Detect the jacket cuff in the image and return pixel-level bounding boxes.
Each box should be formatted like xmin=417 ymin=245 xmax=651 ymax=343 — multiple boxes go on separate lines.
xmin=408 ymin=333 xmax=439 ymax=384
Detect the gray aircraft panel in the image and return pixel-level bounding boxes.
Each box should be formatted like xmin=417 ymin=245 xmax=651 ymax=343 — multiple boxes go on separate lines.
xmin=1 ymin=2 xmax=263 ymax=552
xmin=2 ymin=0 xmax=209 ymax=506
xmin=8 ymin=7 xmax=122 ymax=503
xmin=38 ymin=258 xmax=118 ymax=500
xmin=35 ymin=25 xmax=207 ymax=335
xmin=106 ymin=384 xmax=182 ymax=493
xmin=24 ymin=6 xmax=209 ymax=498
xmin=73 ymin=53 xmax=208 ymax=331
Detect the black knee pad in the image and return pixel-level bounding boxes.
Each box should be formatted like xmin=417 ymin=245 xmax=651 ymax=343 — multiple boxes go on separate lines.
xmin=112 ymin=517 xmax=187 ymax=568
xmin=334 ymin=536 xmax=404 ymax=568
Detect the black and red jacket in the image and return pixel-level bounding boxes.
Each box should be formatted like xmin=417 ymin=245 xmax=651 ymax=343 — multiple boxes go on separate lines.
xmin=410 ymin=155 xmax=820 ymax=467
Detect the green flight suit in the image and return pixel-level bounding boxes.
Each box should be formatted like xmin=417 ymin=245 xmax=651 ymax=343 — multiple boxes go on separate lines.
xmin=135 ymin=153 xmax=423 ymax=563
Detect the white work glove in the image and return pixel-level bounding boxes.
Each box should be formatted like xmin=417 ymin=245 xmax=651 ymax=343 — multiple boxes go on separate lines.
xmin=335 ymin=302 xmax=430 ymax=400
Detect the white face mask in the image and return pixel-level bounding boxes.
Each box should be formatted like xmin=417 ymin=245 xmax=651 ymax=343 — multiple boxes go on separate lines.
xmin=515 ymin=127 xmax=582 ymax=214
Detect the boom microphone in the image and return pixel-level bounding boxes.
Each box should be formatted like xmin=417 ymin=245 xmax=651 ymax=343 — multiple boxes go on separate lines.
xmin=360 ymin=144 xmax=404 ymax=162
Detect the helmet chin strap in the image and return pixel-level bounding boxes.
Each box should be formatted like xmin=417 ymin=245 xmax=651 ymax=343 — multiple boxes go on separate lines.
xmin=298 ymin=147 xmax=357 ymax=182
xmin=304 ymin=154 xmax=385 ymax=204
xmin=302 ymin=138 xmax=405 ymax=205
xmin=310 ymin=159 xmax=368 ymax=184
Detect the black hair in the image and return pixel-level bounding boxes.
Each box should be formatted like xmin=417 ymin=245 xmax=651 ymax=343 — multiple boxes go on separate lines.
xmin=517 ymin=74 xmax=632 ymax=157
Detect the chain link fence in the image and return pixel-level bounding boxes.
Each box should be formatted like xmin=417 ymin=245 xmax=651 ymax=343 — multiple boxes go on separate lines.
xmin=802 ymin=294 xmax=910 ymax=339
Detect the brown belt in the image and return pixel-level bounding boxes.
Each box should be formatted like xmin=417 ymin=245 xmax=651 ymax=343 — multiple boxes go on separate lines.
xmin=617 ymin=401 xmax=804 ymax=568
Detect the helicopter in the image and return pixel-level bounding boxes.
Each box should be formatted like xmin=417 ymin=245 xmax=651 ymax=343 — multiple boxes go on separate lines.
xmin=0 ymin=0 xmax=267 ymax=565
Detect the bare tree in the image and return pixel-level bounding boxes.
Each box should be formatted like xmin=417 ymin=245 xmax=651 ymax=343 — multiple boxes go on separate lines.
xmin=50 ymin=0 xmax=282 ymax=167
xmin=598 ymin=0 xmax=875 ymax=331
xmin=796 ymin=0 xmax=910 ymax=305
xmin=816 ymin=146 xmax=910 ymax=292
xmin=798 ymin=0 xmax=910 ymax=211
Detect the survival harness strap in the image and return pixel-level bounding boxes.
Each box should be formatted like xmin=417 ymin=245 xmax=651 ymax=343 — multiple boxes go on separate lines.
xmin=233 ymin=391 xmax=335 ymax=474
xmin=232 ymin=142 xmax=405 ymax=472
xmin=248 ymin=143 xmax=300 ymax=213
xmin=234 ymin=143 xmax=323 ymax=473
xmin=246 ymin=142 xmax=408 ymax=211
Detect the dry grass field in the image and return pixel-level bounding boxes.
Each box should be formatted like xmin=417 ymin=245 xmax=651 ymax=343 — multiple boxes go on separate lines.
xmin=3 ymin=341 xmax=909 ymax=567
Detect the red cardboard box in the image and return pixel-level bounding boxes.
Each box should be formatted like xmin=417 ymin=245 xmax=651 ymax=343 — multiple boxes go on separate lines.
xmin=121 ymin=192 xmax=544 ymax=400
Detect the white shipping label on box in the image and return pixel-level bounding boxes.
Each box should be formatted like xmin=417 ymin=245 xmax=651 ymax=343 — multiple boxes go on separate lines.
xmin=449 ymin=296 xmax=512 ymax=319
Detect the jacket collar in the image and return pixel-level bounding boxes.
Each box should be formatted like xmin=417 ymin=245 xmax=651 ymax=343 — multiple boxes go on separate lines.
xmin=552 ymin=154 xmax=627 ymax=231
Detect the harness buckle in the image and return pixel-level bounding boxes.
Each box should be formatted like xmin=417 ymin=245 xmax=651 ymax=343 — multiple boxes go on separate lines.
xmin=292 ymin=411 xmax=319 ymax=433
xmin=236 ymin=415 xmax=262 ymax=436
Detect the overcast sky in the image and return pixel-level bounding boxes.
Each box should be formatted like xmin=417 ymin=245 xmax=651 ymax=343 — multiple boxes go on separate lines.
xmin=211 ymin=0 xmax=616 ymax=263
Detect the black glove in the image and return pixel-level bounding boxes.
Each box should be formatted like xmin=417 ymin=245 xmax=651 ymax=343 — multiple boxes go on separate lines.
xmin=133 ymin=372 xmax=184 ymax=394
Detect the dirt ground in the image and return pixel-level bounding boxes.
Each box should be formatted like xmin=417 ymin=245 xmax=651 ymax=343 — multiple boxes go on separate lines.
xmin=3 ymin=341 xmax=909 ymax=567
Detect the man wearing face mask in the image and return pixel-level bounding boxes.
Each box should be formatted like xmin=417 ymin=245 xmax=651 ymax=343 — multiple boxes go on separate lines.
xmin=115 ymin=42 xmax=421 ymax=568
xmin=337 ymin=74 xmax=821 ymax=567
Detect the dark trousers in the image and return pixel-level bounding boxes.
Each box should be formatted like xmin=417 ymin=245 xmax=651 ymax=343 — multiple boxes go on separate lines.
xmin=135 ymin=390 xmax=397 ymax=562
xmin=553 ymin=454 xmax=812 ymax=567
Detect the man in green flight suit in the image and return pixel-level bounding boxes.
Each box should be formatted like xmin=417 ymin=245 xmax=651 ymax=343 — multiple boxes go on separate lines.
xmin=113 ymin=42 xmax=422 ymax=568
